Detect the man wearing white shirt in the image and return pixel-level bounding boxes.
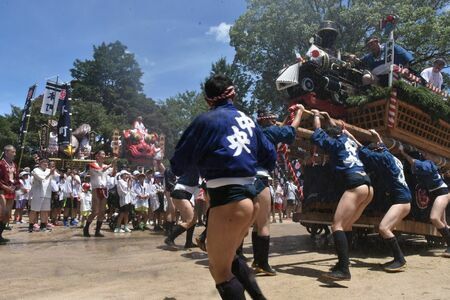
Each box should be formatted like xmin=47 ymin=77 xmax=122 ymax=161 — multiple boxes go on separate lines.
xmin=29 ymin=159 xmax=58 ymax=232
xmin=83 ymin=151 xmax=116 ymax=237
xmin=421 ymin=58 xmax=446 ymax=89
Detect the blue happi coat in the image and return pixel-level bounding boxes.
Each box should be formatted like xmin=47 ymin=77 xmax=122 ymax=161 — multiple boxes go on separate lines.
xmin=359 ymin=144 xmax=411 ymax=201
xmin=262 ymin=125 xmax=296 ymax=146
xmin=170 ymin=101 xmax=277 ymax=181
xmin=311 ymin=128 xmax=365 ymax=175
xmin=412 ymin=159 xmax=447 ymax=191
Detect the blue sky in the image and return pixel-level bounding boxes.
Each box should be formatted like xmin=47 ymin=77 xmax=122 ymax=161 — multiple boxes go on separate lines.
xmin=0 ymin=0 xmax=247 ymax=114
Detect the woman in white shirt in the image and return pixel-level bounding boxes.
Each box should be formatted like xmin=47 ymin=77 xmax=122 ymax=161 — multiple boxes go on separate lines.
xmin=14 ymin=172 xmax=31 ymax=224
xmin=116 ymin=171 xmax=132 ymax=233
xmin=273 ymin=181 xmax=284 ymax=223
xmin=133 ymin=173 xmax=150 ymax=231
xmin=64 ymin=170 xmax=81 ymax=226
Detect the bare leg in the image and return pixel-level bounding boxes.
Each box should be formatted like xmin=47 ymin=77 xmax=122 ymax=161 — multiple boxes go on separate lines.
xmin=378 ymin=202 xmax=411 ymax=271
xmin=208 ymin=199 xmax=253 ymax=283
xmin=379 ymin=203 xmax=411 ymax=238
xmin=254 ymin=188 xmax=271 ymax=236
xmin=430 ymin=195 xmax=450 ymax=229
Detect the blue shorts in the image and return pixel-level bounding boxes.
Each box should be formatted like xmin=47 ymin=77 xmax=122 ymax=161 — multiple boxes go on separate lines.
xmin=340 ymin=172 xmax=371 ymax=190
xmin=208 ymin=184 xmax=257 ymax=208
xmin=430 ymin=187 xmax=449 ymax=200
xmin=171 ymin=190 xmax=192 ymax=201
xmin=254 ymin=177 xmax=269 ymax=195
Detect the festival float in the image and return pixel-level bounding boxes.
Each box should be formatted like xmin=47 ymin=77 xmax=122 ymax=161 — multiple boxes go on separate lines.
xmin=18 ymin=82 xmax=96 ymax=170
xmin=274 ymin=17 xmax=450 ymax=243
xmin=120 ymin=116 xmax=165 ymax=168
xmin=18 ymin=83 xmax=164 ymax=170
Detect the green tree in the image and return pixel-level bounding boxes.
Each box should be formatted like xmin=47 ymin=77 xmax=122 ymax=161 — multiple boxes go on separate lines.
xmin=230 ymin=0 xmax=450 ymax=109
xmin=70 ymin=41 xmax=167 ymax=153
xmin=0 ymin=107 xmax=20 ymax=148
xmin=159 ymin=91 xmax=207 ymax=158
xmin=206 ymin=57 xmax=253 ymax=113
xmin=71 ymin=41 xmax=144 ymax=113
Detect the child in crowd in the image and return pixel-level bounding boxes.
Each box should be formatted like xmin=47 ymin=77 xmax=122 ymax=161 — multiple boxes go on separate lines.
xmin=14 ymin=171 xmax=31 ymax=224
xmin=79 ymin=183 xmax=92 ymax=228
xmin=133 ymin=173 xmax=150 ymax=230
xmin=116 ymin=171 xmax=132 ymax=233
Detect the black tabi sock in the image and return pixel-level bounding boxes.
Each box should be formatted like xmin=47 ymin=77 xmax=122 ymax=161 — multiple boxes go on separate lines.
xmin=169 ymin=224 xmax=186 ymax=241
xmin=257 ymin=235 xmax=271 ymax=267
xmin=438 ymin=227 xmax=450 ymax=247
xmin=185 ymin=225 xmax=195 ymax=245
xmin=95 ymin=221 xmax=103 ymax=233
xmin=333 ymin=231 xmax=350 ymax=271
xmin=216 ymin=277 xmax=245 ymax=300
xmin=384 ymin=236 xmax=405 ymax=263
xmin=345 ymin=231 xmax=353 ymax=250
xmin=231 ymin=255 xmax=266 ymax=300
xmin=40 ymin=223 xmax=47 ymax=229
xmin=251 ymin=231 xmax=258 ymax=263
xmin=29 ymin=223 xmax=34 ymax=230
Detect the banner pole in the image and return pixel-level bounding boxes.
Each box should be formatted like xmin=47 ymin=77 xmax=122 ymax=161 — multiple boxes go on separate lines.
xmin=18 ymin=85 xmax=37 ymax=169
xmin=18 ymin=97 xmax=35 ymax=169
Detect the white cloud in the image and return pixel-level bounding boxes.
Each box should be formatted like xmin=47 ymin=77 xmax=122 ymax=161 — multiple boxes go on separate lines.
xmin=206 ymin=22 xmax=232 ymax=43
xmin=143 ymin=57 xmax=155 ymax=67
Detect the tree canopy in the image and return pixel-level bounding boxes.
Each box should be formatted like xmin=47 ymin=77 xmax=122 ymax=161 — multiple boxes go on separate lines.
xmin=1 ymin=2 xmax=449 ymax=164
xmin=230 ymin=0 xmax=450 ymax=110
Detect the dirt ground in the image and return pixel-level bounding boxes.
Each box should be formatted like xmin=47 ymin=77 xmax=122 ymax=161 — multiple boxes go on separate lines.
xmin=0 ymin=221 xmax=449 ymax=300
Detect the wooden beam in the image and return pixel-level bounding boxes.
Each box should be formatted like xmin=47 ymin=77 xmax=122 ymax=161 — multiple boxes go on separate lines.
xmin=294 ymin=212 xmax=441 ymax=237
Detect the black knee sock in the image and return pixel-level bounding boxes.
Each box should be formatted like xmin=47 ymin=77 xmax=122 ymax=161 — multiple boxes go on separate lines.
xmin=231 ymin=255 xmax=266 ymax=300
xmin=199 ymin=228 xmax=207 ymax=242
xmin=40 ymin=223 xmax=46 ymax=229
xmin=167 ymin=221 xmax=174 ymax=235
xmin=64 ymin=216 xmax=68 ymax=222
xmin=83 ymin=221 xmax=91 ymax=236
xmin=251 ymin=231 xmax=258 ymax=263
xmin=216 ymin=277 xmax=245 ymax=300
xmin=0 ymin=221 xmax=4 ymax=237
xmin=95 ymin=221 xmax=102 ymax=233
xmin=169 ymin=224 xmax=186 ymax=240
xmin=438 ymin=227 xmax=450 ymax=247
xmin=84 ymin=221 xmax=91 ymax=229
xmin=29 ymin=223 xmax=34 ymax=231
xmin=185 ymin=225 xmax=195 ymax=246
xmin=384 ymin=236 xmax=405 ymax=263
xmin=257 ymin=235 xmax=271 ymax=267
xmin=333 ymin=231 xmax=350 ymax=271
xmin=345 ymin=231 xmax=353 ymax=250
xmin=236 ymin=241 xmax=244 ymax=256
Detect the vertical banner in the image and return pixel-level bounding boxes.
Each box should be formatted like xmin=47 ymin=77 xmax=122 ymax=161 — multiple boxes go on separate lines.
xmin=57 ymin=85 xmax=71 ymax=146
xmin=41 ymin=81 xmax=64 ymax=115
xmin=18 ymin=85 xmax=37 ymax=147
xmin=40 ymin=124 xmax=50 ymax=149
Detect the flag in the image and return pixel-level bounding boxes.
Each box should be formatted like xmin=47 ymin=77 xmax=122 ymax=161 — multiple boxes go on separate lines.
xmin=18 ymin=85 xmax=37 ymax=148
xmin=40 ymin=81 xmax=64 ymax=115
xmin=57 ymin=85 xmax=71 ymax=146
